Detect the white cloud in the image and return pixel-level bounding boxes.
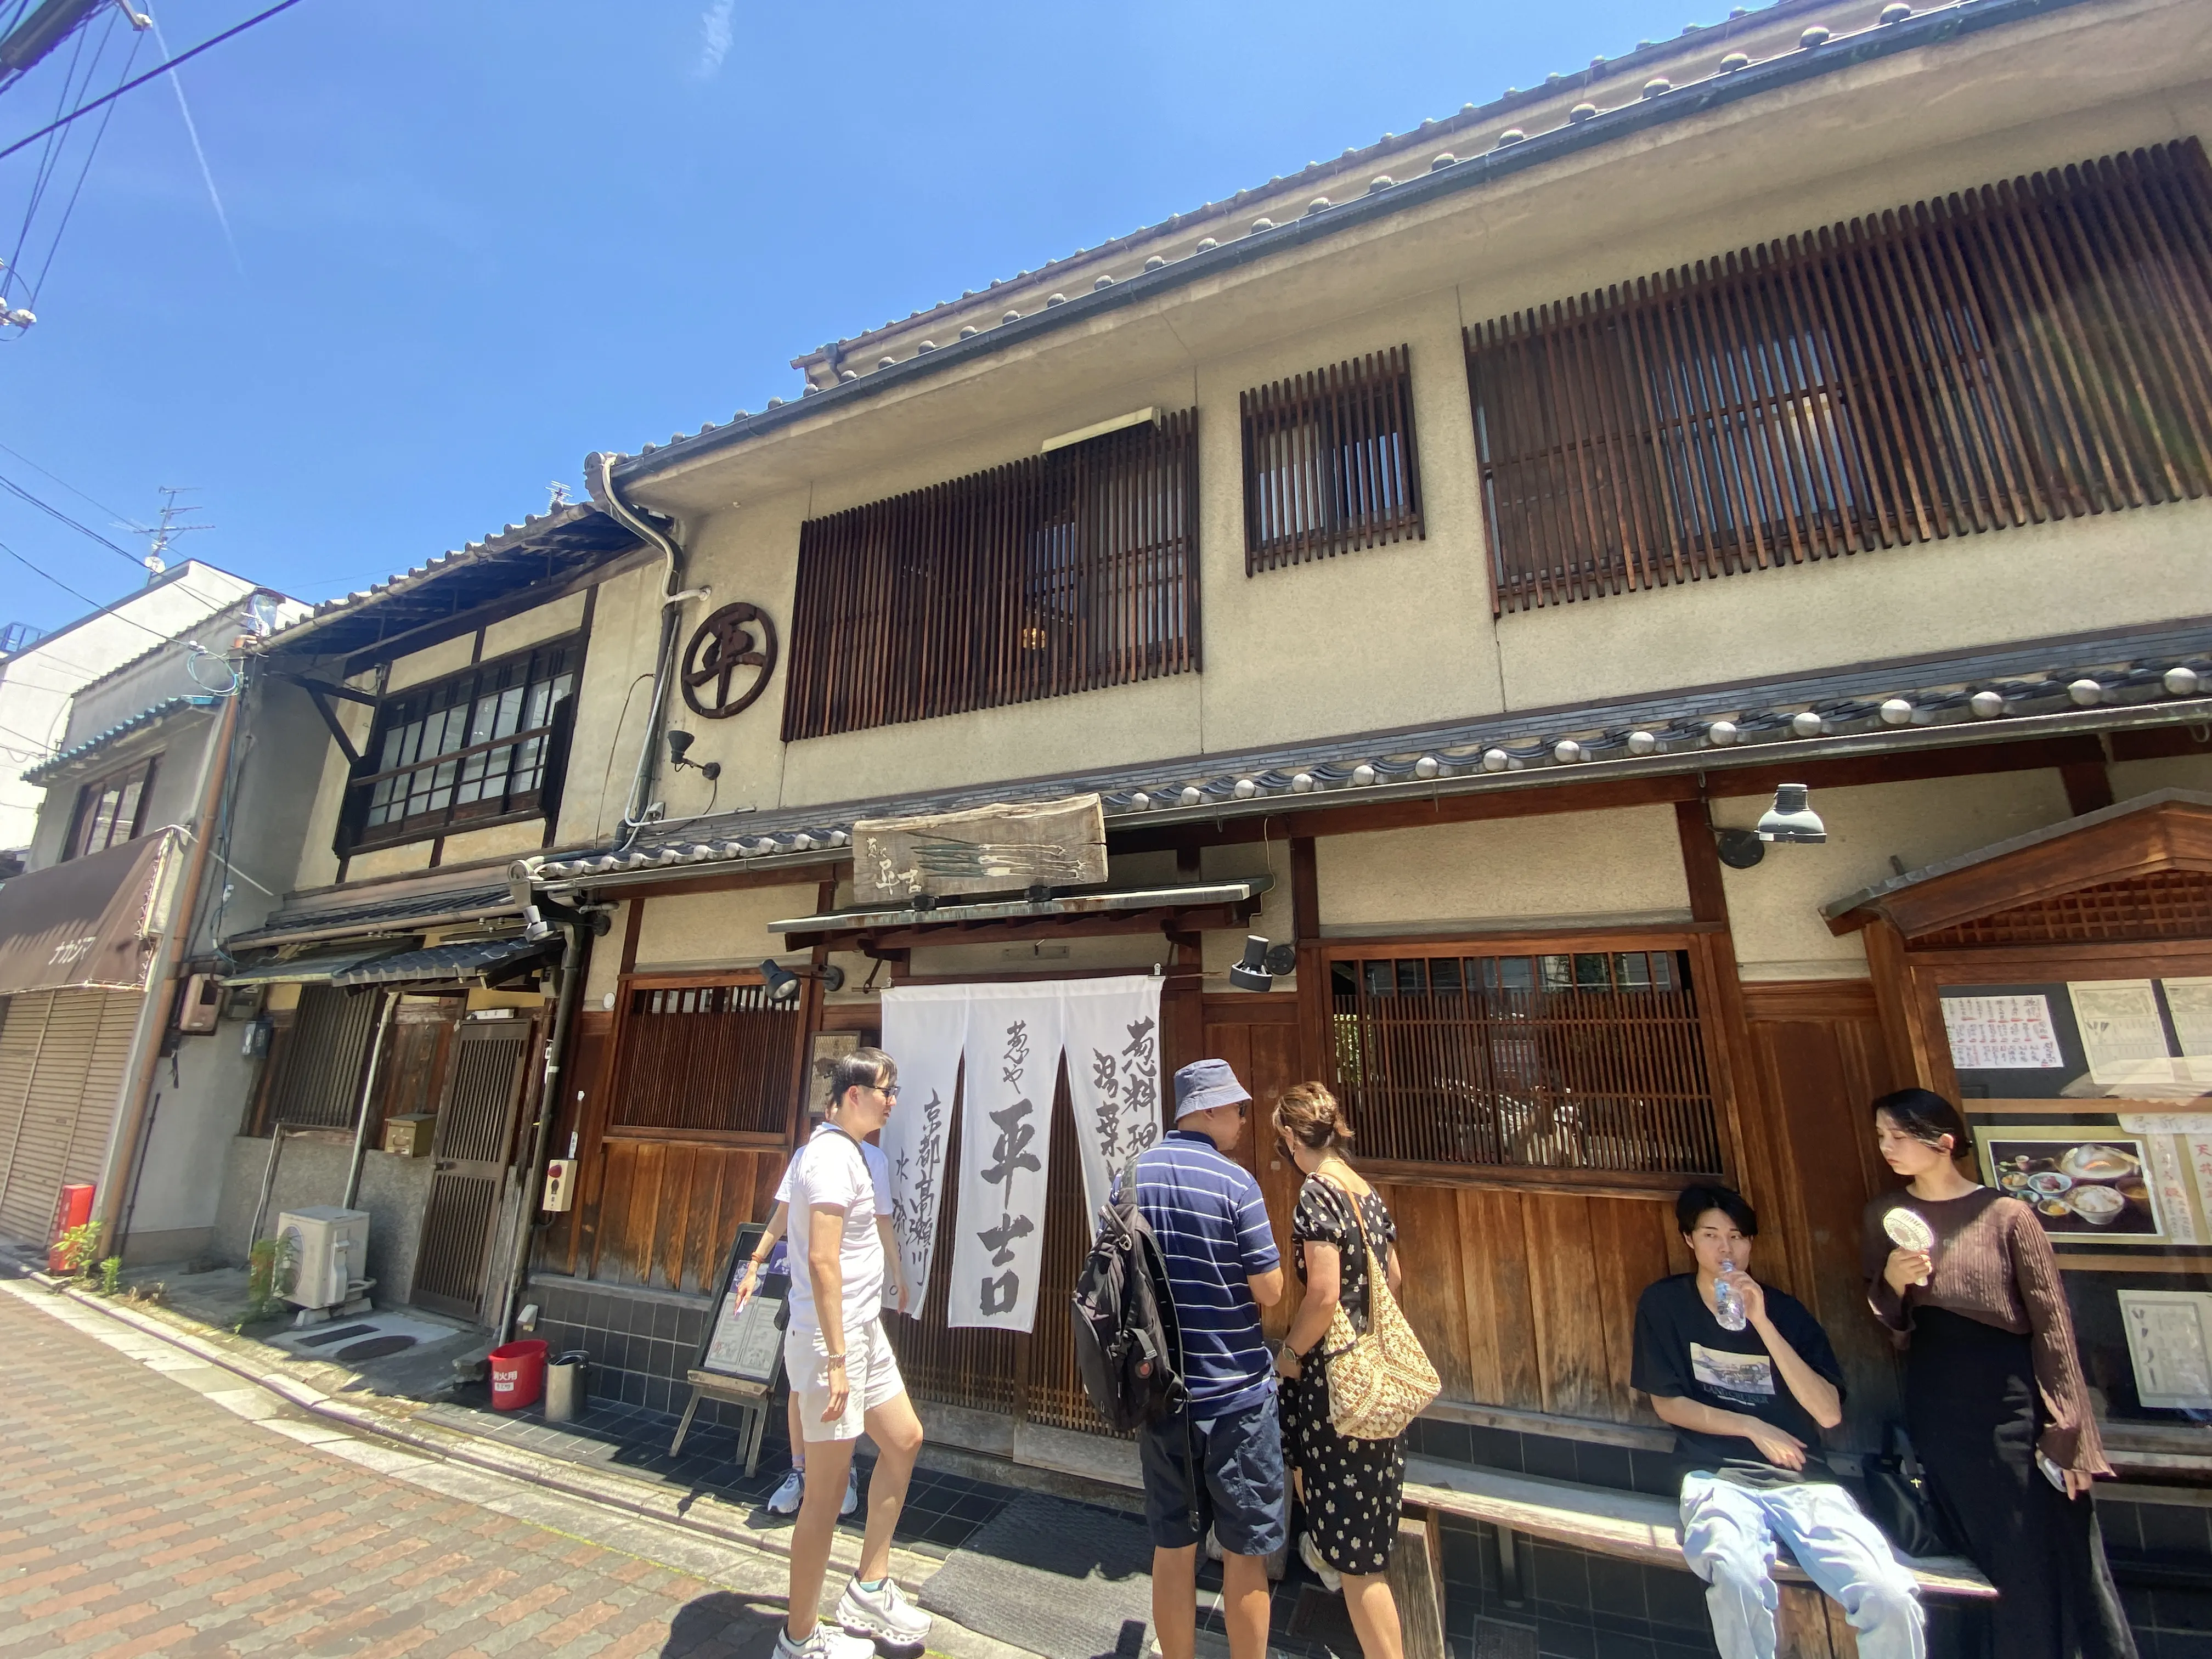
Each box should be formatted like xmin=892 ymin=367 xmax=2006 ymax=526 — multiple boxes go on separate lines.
xmin=694 ymin=0 xmax=736 ymax=78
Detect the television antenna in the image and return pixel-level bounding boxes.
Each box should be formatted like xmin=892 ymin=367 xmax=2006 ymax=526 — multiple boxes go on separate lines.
xmin=141 ymin=484 xmax=208 ymax=576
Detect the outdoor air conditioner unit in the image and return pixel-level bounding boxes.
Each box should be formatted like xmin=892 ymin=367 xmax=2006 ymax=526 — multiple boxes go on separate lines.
xmin=275 ymin=1206 xmax=370 ymax=1313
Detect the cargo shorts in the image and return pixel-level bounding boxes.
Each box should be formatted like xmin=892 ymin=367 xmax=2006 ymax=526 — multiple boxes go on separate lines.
xmin=1138 ymin=1393 xmax=1289 ymax=1558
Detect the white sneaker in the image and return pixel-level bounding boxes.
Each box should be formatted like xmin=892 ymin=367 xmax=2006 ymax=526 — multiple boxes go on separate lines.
xmin=766 ymin=1468 xmax=805 ymax=1516
xmin=840 ymin=1466 xmax=860 ymax=1518
xmin=836 ymin=1575 xmax=931 ymax=1647
xmin=1300 ymin=1531 xmax=1344 ymax=1595
xmin=775 ymin=1620 xmax=874 ymax=1659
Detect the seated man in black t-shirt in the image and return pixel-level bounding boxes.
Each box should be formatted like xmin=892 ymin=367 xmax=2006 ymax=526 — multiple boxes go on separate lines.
xmin=1630 ymin=1184 xmax=1924 ymax=1659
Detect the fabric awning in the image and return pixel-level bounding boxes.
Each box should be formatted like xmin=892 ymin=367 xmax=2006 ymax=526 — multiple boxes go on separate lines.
xmin=0 ymin=831 xmax=173 ymax=997
xmin=217 ymin=943 xmax=414 ymax=986
xmin=328 ymin=935 xmax=554 ymax=986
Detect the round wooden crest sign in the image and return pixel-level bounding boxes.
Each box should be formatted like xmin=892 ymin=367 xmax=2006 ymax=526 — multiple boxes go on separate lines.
xmin=680 ymin=602 xmax=778 ymax=719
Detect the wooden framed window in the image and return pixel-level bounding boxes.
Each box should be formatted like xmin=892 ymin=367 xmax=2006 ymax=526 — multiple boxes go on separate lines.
xmin=782 ymin=411 xmax=1199 ymax=742
xmin=65 ymin=754 xmax=157 ymax=859
xmin=1325 ymin=939 xmax=1723 ymax=1182
xmin=1466 ymin=139 xmax=2212 ymax=612
xmin=1242 ymin=345 xmax=1424 ymax=573
xmin=343 ymin=635 xmax=579 ymax=852
xmin=606 ymin=975 xmax=805 ymax=1139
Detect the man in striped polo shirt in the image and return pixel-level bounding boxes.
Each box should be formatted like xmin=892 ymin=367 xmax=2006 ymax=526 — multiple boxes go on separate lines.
xmin=1130 ymin=1058 xmax=1286 ymax=1659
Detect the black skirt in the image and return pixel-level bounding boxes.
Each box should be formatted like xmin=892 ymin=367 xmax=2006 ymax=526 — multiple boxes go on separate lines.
xmin=1903 ymin=1307 xmax=2137 ymax=1659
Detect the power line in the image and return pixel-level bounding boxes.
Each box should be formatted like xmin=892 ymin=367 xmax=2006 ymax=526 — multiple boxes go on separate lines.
xmin=0 ymin=0 xmax=307 ymax=166
xmin=0 ymin=538 xmax=173 ymax=637
xmin=0 ymin=437 xmax=139 ymax=526
xmin=0 ymin=467 xmax=139 ymax=562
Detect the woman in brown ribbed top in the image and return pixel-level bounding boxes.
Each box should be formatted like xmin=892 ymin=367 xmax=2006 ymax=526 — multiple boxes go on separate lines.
xmin=1860 ymin=1087 xmax=2136 ymax=1659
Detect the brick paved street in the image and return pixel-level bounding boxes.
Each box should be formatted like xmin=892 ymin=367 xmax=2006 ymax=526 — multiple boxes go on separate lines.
xmin=0 ymin=1284 xmax=859 ymax=1658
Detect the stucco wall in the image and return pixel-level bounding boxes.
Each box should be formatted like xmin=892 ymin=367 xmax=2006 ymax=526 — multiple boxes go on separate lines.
xmin=211 ymin=1132 xmax=435 ymax=1303
xmin=1315 ymin=805 xmax=1691 ymax=935
xmin=631 ymin=882 xmax=820 ymax=973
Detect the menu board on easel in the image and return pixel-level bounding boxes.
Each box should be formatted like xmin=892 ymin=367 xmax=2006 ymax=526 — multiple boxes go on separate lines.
xmin=695 ymin=1223 xmax=786 ymax=1390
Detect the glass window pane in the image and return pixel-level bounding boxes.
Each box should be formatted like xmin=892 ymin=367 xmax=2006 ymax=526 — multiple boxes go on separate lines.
xmin=1430 ymin=958 xmax=1464 ymax=995
xmin=1363 ymin=961 xmax=1393 ymax=998
xmin=1330 ymin=961 xmax=1357 ymax=996
xmin=1494 ymin=957 xmax=1533 ymax=992
xmin=1615 ymin=952 xmax=1654 ymax=990
xmin=1539 ymin=955 xmax=1573 ymax=992
xmin=493 ymin=686 xmax=524 ymax=740
xmin=1396 ymin=960 xmax=1427 ymax=996
xmin=114 ymin=779 xmax=144 ymax=840
xmin=1654 ymin=952 xmax=1681 ymax=992
xmin=1575 ymin=953 xmax=1611 ymax=989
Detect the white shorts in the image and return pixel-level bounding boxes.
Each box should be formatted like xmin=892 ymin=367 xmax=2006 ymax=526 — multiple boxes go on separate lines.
xmin=785 ymin=1315 xmax=904 ymax=1443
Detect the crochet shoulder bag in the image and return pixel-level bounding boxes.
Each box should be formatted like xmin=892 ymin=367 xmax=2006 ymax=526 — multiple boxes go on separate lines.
xmin=1314 ymin=1177 xmax=1440 ymax=1442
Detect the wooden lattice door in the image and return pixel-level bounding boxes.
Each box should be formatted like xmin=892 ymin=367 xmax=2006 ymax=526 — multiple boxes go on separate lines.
xmin=411 ymin=1018 xmax=534 ymax=1320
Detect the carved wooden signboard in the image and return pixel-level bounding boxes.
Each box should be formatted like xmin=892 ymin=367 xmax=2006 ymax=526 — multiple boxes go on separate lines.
xmin=852 ymin=793 xmax=1107 ymax=906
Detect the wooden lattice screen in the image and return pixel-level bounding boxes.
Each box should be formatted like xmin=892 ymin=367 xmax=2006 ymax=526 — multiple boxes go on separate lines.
xmin=1914 ymin=870 xmax=2212 ymax=949
xmin=611 ymin=982 xmax=799 ymax=1135
xmin=1327 ymin=947 xmax=1722 ymax=1175
xmin=1240 ymin=345 xmax=1425 ymax=572
xmin=783 ymin=411 xmax=1199 ymax=741
xmin=257 ymin=984 xmax=377 ymax=1133
xmin=1465 ymin=140 xmax=2212 ymax=612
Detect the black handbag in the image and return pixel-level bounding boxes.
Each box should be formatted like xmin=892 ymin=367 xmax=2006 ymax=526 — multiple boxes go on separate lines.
xmin=1864 ymin=1425 xmax=1955 ymax=1559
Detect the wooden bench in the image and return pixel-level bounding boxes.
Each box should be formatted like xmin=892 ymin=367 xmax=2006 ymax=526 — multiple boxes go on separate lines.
xmin=1394 ymin=1455 xmax=1994 ymax=1659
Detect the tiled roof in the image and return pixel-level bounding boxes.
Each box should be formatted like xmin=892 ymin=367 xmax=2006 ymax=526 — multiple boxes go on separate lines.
xmin=19 ymin=695 xmax=216 ymax=786
xmin=224 ymin=880 xmax=517 ymax=949
xmin=528 ymin=620 xmax=2212 ymax=890
xmin=611 ymin=0 xmax=2078 ymax=484
xmin=263 ymin=503 xmax=642 ymax=661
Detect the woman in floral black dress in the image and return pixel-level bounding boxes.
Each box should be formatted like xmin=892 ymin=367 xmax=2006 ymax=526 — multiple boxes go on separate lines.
xmin=1271 ymin=1082 xmax=1406 ymax=1659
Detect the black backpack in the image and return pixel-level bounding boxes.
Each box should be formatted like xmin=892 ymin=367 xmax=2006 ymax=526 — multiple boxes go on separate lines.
xmin=1071 ymin=1186 xmax=1187 ymax=1432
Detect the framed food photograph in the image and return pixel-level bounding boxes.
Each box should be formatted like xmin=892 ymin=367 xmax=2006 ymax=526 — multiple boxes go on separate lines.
xmin=807 ymin=1031 xmax=861 ymax=1116
xmin=1973 ymin=1126 xmax=2166 ymax=1241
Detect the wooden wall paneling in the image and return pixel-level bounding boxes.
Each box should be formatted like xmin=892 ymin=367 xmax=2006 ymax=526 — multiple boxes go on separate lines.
xmin=1586 ymin=1195 xmax=1673 ymax=1424
xmin=1458 ymin=1187 xmax=1542 ymax=1409
xmin=556 ymin=1009 xmax=612 ymax=1274
xmin=1387 ymin=1181 xmax=1476 ymax=1402
xmin=616 ymin=1139 xmax=665 ymax=1286
xmin=1521 ymin=1193 xmax=1618 ymax=1420
xmin=1163 ymin=930 xmax=1204 ymax=1077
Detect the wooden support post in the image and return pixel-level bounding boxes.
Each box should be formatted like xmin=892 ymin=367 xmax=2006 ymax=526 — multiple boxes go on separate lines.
xmin=1386 ymin=1515 xmax=1448 ymax=1659
xmin=1774 ymin=1581 xmax=1859 ymax=1657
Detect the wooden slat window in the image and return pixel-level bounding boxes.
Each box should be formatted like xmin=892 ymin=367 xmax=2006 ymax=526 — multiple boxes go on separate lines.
xmin=1466 ymin=140 xmax=2212 ymax=612
xmin=1328 ymin=945 xmax=1721 ymax=1176
xmin=344 ymin=634 xmax=580 ymax=852
xmin=782 ymin=411 xmax=1199 ymax=742
xmin=1242 ymin=345 xmax=1425 ymax=573
xmin=255 ymin=985 xmax=378 ymax=1133
xmin=610 ymin=981 xmax=800 ymax=1136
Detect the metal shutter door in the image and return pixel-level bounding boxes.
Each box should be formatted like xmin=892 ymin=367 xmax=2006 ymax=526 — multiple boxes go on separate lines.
xmin=0 ymin=990 xmax=140 ymax=1242
xmin=0 ymin=992 xmax=53 ymax=1239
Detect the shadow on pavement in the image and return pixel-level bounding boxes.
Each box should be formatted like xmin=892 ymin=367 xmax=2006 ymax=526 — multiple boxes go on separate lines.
xmin=661 ymin=1589 xmax=788 ymax=1657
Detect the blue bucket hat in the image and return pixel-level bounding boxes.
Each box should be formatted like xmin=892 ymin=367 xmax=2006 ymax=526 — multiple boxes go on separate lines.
xmin=1173 ymin=1057 xmax=1251 ymax=1120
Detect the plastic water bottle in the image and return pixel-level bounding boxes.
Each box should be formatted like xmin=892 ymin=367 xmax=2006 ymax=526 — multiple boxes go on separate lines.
xmin=1714 ymin=1257 xmax=1747 ymax=1331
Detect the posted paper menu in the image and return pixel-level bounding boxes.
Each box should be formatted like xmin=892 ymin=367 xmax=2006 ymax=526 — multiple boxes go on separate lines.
xmin=2119 ymin=1291 xmax=2212 ymax=1409
xmin=2069 ymin=980 xmax=2179 ymax=1090
xmin=2163 ymin=978 xmax=2212 ymax=1085
xmin=1942 ymin=994 xmax=2064 ymax=1070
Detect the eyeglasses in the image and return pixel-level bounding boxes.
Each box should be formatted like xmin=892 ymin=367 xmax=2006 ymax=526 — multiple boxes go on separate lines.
xmin=876 ymin=1082 xmax=901 ymax=1099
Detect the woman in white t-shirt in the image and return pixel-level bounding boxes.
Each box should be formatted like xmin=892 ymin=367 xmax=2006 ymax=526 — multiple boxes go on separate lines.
xmin=768 ymin=1046 xmax=929 ymax=1659
xmin=737 ymin=1122 xmax=909 ymax=1519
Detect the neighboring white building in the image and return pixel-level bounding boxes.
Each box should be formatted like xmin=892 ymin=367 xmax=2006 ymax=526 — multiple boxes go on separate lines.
xmin=0 ymin=562 xmax=263 ymax=860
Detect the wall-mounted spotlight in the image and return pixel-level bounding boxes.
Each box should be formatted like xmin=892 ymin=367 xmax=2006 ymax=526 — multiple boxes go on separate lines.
xmin=759 ymin=958 xmax=847 ymax=1002
xmin=667 ymin=729 xmax=721 ymax=781
xmin=1229 ymin=934 xmax=1300 ymax=992
xmin=522 ymin=896 xmax=613 ymax=943
xmin=1757 ymin=783 xmax=1827 ymax=844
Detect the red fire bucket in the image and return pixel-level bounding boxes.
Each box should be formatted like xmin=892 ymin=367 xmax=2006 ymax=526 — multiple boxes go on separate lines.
xmin=487 ymin=1339 xmax=548 ymax=1411
xmin=47 ymin=1183 xmax=94 ymax=1272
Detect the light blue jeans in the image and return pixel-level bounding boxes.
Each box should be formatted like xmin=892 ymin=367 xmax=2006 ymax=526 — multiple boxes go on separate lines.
xmin=1678 ymin=1474 xmax=1925 ymax=1659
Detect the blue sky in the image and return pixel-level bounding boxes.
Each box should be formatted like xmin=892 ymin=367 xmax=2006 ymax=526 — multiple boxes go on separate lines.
xmin=1 ymin=0 xmax=1680 ymax=636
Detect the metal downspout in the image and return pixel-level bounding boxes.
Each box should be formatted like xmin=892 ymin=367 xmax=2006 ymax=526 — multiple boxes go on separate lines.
xmin=493 ymin=918 xmax=588 ymax=1345
xmin=99 ymin=690 xmax=239 ymax=1254
xmin=340 ymin=988 xmax=398 ymax=1211
xmin=584 ymin=450 xmax=703 ymax=853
